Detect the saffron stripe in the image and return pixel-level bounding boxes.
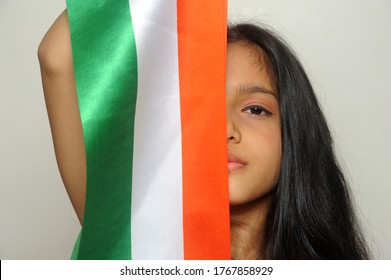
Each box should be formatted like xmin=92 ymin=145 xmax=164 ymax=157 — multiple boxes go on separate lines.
xmin=129 ymin=0 xmax=184 ymax=260
xmin=177 ymin=0 xmax=231 ymax=259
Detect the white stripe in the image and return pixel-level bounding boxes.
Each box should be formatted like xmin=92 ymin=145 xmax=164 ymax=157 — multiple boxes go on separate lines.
xmin=129 ymin=0 xmax=184 ymax=259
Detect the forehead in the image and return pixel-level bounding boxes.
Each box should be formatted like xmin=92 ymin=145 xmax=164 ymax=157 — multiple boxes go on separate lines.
xmin=228 ymin=42 xmax=268 ymax=68
xmin=227 ymin=42 xmax=275 ymax=92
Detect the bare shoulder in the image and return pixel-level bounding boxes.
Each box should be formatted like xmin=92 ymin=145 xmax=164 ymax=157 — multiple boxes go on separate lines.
xmin=39 ymin=9 xmax=86 ymax=224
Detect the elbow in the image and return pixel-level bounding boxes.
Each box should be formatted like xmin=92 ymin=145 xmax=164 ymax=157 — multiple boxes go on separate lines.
xmin=37 ymin=38 xmax=47 ymax=68
xmin=38 ymin=37 xmax=63 ymax=75
xmin=38 ymin=9 xmax=73 ymax=75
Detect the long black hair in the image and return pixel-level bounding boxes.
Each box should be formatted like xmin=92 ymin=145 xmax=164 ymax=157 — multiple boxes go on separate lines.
xmin=228 ymin=23 xmax=370 ymax=259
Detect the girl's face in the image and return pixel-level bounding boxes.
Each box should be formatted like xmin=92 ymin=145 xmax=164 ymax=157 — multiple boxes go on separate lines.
xmin=226 ymin=42 xmax=281 ymax=205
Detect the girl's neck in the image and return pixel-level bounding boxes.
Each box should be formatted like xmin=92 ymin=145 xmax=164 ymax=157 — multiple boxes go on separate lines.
xmin=230 ymin=195 xmax=271 ymax=260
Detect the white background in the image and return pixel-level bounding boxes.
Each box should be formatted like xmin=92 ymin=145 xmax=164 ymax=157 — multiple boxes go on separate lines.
xmin=0 ymin=0 xmax=390 ymax=259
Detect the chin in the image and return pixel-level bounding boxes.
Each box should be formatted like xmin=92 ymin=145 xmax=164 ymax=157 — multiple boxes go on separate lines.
xmin=228 ymin=191 xmax=251 ymax=206
xmin=228 ymin=188 xmax=274 ymax=207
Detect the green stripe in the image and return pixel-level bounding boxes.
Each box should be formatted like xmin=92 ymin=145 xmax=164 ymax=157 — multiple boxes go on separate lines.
xmin=66 ymin=0 xmax=137 ymax=259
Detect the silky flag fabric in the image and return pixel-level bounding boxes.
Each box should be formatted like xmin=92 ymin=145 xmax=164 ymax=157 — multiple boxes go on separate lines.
xmin=67 ymin=0 xmax=230 ymax=259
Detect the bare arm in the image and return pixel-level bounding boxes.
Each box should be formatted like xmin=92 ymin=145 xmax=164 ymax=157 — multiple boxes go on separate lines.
xmin=38 ymin=9 xmax=85 ymax=224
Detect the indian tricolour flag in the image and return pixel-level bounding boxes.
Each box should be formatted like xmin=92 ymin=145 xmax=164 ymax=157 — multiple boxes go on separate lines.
xmin=67 ymin=0 xmax=230 ymax=259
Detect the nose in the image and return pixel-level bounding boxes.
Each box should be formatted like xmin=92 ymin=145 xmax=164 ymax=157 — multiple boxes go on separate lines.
xmin=227 ymin=112 xmax=241 ymax=143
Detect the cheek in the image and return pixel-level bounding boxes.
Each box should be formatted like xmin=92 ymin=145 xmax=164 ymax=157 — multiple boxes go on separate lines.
xmin=250 ymin=131 xmax=281 ymax=182
xmin=254 ymin=128 xmax=281 ymax=175
xmin=248 ymin=121 xmax=281 ymax=162
xmin=249 ymin=124 xmax=282 ymax=181
xmin=228 ymin=125 xmax=281 ymax=205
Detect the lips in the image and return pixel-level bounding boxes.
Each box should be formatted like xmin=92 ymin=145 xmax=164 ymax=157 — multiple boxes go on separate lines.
xmin=228 ymin=153 xmax=247 ymax=171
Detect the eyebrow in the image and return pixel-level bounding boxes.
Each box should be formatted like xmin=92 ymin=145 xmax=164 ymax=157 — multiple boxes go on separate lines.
xmin=234 ymin=83 xmax=277 ymax=98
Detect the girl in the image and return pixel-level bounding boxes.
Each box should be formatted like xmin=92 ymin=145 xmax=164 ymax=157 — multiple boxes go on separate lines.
xmin=38 ymin=10 xmax=369 ymax=259
xmin=227 ymin=23 xmax=370 ymax=259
